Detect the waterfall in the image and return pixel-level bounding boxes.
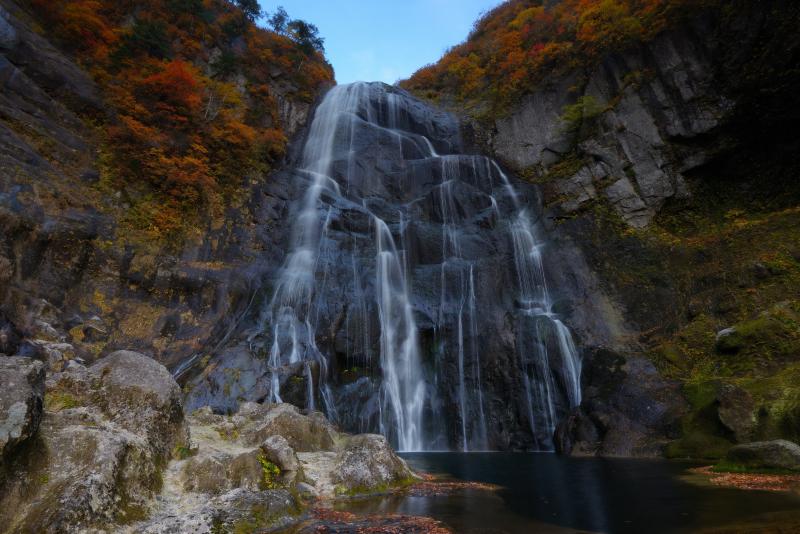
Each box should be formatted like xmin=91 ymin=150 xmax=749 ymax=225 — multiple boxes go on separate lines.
xmin=497 ymin=165 xmax=583 ymax=447
xmin=236 ymin=82 xmax=581 ymax=452
xmin=375 ymin=218 xmax=425 ymax=452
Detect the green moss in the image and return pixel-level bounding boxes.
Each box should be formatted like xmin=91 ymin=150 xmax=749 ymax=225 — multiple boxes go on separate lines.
xmin=334 ymin=476 xmax=416 ymax=497
xmin=545 ymin=153 xmax=586 ymax=181
xmin=711 ymin=460 xmax=797 ymax=475
xmin=216 ymin=427 xmax=240 ymax=441
xmin=559 ymin=95 xmax=606 ymax=134
xmin=665 ymin=431 xmax=732 ymax=460
xmin=44 ymin=392 xmax=82 ymax=411
xmin=257 ymin=454 xmax=281 ymax=490
xmin=737 ymin=363 xmax=800 ymax=443
xmin=172 ymin=444 xmax=197 ymax=460
xmin=665 ymin=381 xmax=734 ymax=460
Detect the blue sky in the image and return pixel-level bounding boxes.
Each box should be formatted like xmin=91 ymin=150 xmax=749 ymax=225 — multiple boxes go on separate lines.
xmin=257 ymin=1 xmax=504 ymax=84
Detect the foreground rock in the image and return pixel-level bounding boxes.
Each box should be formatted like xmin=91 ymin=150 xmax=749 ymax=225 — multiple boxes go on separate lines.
xmin=726 ymin=440 xmax=800 ymax=471
xmin=0 ymin=351 xmax=188 ymax=533
xmin=332 ymin=434 xmax=414 ymax=494
xmin=132 ymin=401 xmax=415 ymax=532
xmin=1 ymin=348 xmax=417 ymax=534
xmin=294 ymin=509 xmax=452 ymax=534
xmin=0 ymin=356 xmax=44 ymax=463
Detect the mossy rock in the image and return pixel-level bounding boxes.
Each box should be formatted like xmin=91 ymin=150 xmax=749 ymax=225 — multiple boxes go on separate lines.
xmin=665 ymin=431 xmax=733 ymax=460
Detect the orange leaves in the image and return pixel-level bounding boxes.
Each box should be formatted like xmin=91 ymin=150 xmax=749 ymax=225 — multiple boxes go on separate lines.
xmin=402 ymin=0 xmax=708 ymax=113
xmin=31 ymin=0 xmax=116 ymax=60
xmin=140 ymin=61 xmax=203 ymax=123
xmin=28 ymin=0 xmax=333 ymax=239
xmin=446 ymin=53 xmax=486 ymax=97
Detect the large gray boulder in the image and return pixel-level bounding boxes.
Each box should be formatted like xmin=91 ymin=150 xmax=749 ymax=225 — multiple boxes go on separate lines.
xmin=0 ymin=351 xmax=189 ymax=533
xmin=331 ymin=434 xmax=413 ymax=494
xmin=88 ymin=350 xmax=189 ymax=458
xmin=716 ymin=384 xmax=756 ymax=444
xmin=0 ymin=357 xmax=44 ymax=462
xmin=180 ymin=448 xmax=265 ymax=495
xmin=726 ymin=440 xmax=800 ymax=471
xmin=241 ymin=403 xmax=337 ymax=452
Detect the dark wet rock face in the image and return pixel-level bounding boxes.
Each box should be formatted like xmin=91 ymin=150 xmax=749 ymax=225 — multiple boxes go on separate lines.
xmin=555 ymin=349 xmax=687 ymax=457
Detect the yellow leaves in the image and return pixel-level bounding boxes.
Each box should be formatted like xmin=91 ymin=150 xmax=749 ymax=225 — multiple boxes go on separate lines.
xmin=445 ymin=53 xmax=486 ymax=98
xmin=509 ymin=6 xmax=546 ymax=30
xmin=576 ymin=0 xmax=643 ymax=49
xmin=402 ymin=0 xmax=697 ymax=114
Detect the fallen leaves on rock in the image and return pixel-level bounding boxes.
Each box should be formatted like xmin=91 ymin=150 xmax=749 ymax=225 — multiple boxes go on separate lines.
xmin=298 ymin=508 xmax=452 ymax=533
xmin=405 ymin=479 xmax=500 ymax=497
xmin=691 ymin=466 xmax=800 ymax=492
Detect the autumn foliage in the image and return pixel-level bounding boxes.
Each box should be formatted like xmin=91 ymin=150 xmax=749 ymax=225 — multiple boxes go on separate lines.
xmin=402 ymin=0 xmax=717 ymax=115
xmin=28 ymin=0 xmax=333 ymax=241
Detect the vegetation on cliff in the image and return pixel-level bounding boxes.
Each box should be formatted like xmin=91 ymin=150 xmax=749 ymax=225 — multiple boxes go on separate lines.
xmin=26 ymin=0 xmax=333 ymax=242
xmin=401 ymin=0 xmax=716 ymax=116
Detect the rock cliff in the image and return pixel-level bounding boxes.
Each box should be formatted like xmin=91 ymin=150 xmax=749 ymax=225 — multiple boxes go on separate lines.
xmin=453 ymin=1 xmax=800 ymax=456
xmin=0 ymin=0 xmax=329 ymax=376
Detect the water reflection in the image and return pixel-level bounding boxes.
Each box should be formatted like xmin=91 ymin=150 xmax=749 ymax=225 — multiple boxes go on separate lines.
xmin=335 ymin=453 xmax=800 ymax=533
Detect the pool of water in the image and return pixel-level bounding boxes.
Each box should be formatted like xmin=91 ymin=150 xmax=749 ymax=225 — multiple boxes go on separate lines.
xmin=335 ymin=453 xmax=800 ymax=533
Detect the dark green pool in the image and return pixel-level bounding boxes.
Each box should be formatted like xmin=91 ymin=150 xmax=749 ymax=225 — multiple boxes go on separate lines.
xmin=335 ymin=453 xmax=800 ymax=533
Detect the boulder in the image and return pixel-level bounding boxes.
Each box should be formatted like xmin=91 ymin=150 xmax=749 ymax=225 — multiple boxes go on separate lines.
xmin=135 ymin=488 xmax=302 ymax=534
xmin=181 ymin=449 xmax=264 ymax=494
xmin=716 ymin=384 xmax=756 ymax=443
xmin=12 ymin=410 xmax=161 ymax=531
xmin=261 ymin=434 xmax=303 ymax=485
xmin=0 ymin=356 xmax=44 ymax=462
xmin=88 ymin=350 xmax=189 ymax=457
xmin=0 ymin=351 xmax=189 ymax=532
xmin=242 ymin=403 xmax=337 ymax=452
xmin=331 ymin=434 xmax=413 ymax=494
xmin=179 ymin=402 xmax=313 ymax=495
xmin=726 ymin=440 xmax=800 ymax=471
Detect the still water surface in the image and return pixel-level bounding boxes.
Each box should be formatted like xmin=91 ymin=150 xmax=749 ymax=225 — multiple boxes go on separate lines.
xmin=337 ymin=453 xmax=800 ymax=533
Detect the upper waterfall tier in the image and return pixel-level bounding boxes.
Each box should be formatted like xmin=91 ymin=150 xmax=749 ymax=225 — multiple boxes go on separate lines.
xmin=187 ymin=82 xmax=581 ymax=452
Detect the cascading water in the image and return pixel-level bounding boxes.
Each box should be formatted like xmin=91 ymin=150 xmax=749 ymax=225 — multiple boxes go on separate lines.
xmin=375 ymin=218 xmax=425 ymax=452
xmin=194 ymin=82 xmax=582 ymax=452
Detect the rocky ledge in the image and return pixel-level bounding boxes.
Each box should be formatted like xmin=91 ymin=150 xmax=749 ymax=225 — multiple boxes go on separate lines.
xmin=0 ymin=351 xmax=416 ymax=533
